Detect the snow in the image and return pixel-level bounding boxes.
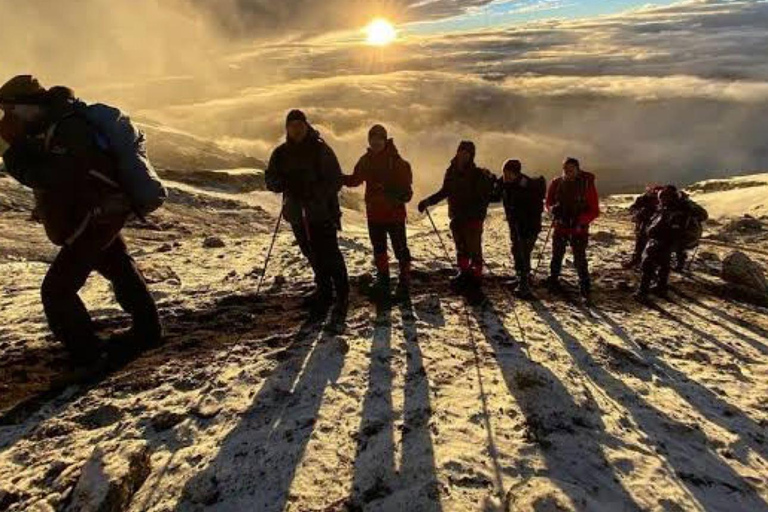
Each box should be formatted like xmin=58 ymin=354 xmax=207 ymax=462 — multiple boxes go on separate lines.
xmin=0 ymin=170 xmax=767 ymax=511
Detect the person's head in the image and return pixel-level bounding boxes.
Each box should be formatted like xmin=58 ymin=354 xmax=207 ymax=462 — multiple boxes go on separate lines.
xmin=562 ymin=157 xmax=580 ymax=179
xmin=0 ymin=75 xmax=49 ymax=130
xmin=503 ymin=159 xmax=522 ymax=182
xmin=658 ymin=185 xmax=678 ymax=207
xmin=368 ymin=124 xmax=388 ymax=153
xmin=285 ymin=109 xmax=309 ymax=143
xmin=455 ymin=140 xmax=475 ymax=168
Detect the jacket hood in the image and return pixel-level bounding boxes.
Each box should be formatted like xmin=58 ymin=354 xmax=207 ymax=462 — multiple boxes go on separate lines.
xmin=286 ymin=124 xmax=321 ymax=146
xmin=367 ymin=138 xmax=399 ymax=157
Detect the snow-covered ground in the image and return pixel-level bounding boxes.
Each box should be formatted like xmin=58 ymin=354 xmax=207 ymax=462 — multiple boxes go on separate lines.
xmin=0 ymin=170 xmax=766 ymax=512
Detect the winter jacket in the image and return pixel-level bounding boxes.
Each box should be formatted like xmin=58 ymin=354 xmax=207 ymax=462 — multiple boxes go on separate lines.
xmin=492 ymin=173 xmax=546 ymax=239
xmin=2 ymin=90 xmax=130 ymax=246
xmin=423 ymin=160 xmax=498 ymax=223
xmin=629 ymin=187 xmax=662 ymax=228
xmin=545 ymin=170 xmax=600 ymax=236
xmin=646 ymin=196 xmax=708 ymax=249
xmin=265 ymin=128 xmax=343 ymax=227
xmin=344 ymin=139 xmax=412 ymax=224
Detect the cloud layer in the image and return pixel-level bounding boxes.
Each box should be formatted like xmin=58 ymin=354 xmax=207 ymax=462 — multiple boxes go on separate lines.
xmin=2 ymin=0 xmax=767 ymax=193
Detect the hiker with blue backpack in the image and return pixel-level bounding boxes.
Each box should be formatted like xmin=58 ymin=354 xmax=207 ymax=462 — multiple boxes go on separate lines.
xmin=0 ymin=75 xmax=166 ymax=365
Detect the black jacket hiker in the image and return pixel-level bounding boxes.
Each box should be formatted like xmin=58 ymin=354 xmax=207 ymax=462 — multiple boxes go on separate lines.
xmin=265 ymin=127 xmax=349 ymax=302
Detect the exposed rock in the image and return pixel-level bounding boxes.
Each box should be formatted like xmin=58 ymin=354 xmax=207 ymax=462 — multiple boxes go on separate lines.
xmin=591 ymin=231 xmax=616 ymax=245
xmin=150 ymin=411 xmax=186 ymax=432
xmin=191 ymin=396 xmax=222 ymax=420
xmin=182 ymin=474 xmax=219 ymax=505
xmin=76 ymin=405 xmax=124 ymax=430
xmin=66 ymin=441 xmax=151 ymax=512
xmin=721 ymin=251 xmax=768 ymax=298
xmin=202 ymin=236 xmax=226 ymax=249
xmin=720 ymin=215 xmax=765 ymax=235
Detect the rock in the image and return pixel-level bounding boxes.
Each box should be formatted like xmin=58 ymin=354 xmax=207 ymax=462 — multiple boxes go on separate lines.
xmin=183 ymin=475 xmax=219 ymax=505
xmin=698 ymin=251 xmax=720 ymax=262
xmin=142 ymin=264 xmax=181 ymax=285
xmin=721 ymin=251 xmax=768 ymax=298
xmin=150 ymin=411 xmax=186 ymax=432
xmin=591 ymin=231 xmax=616 ymax=245
xmin=76 ymin=405 xmax=124 ymax=430
xmin=0 ymin=487 xmax=21 ymax=509
xmin=721 ymin=215 xmax=764 ymax=235
xmin=191 ymin=397 xmax=222 ymax=420
xmin=156 ymin=243 xmax=173 ymax=253
xmin=203 ymin=236 xmax=226 ymax=249
xmin=66 ymin=441 xmax=151 ymax=512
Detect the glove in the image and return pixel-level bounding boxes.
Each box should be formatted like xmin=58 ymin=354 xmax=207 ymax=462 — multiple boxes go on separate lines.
xmin=417 ymin=199 xmax=429 ymax=213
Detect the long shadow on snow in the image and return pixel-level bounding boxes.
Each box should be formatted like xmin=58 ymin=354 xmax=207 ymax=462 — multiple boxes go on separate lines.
xmin=470 ymin=294 xmax=643 ymax=511
xmin=532 ymin=301 xmax=768 ymax=512
xmin=588 ymin=306 xmax=768 ymax=466
xmin=176 ymin=315 xmax=346 ymax=511
xmin=0 ymin=289 xmax=305 ymax=453
xmin=349 ymin=294 xmax=443 ymax=511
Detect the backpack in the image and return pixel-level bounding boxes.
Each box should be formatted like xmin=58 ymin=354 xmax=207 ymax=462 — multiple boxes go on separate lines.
xmin=76 ymin=103 xmax=167 ymax=218
xmin=531 ymin=176 xmax=547 ymax=213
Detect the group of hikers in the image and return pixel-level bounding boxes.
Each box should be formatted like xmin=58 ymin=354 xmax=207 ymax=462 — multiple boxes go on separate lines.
xmin=0 ymin=75 xmax=708 ymax=364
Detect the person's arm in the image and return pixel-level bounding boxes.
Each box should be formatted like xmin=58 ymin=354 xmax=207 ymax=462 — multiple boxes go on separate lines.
xmin=545 ymin=179 xmax=557 ymax=213
xmin=314 ymin=144 xmax=343 ymax=199
xmin=265 ymin=147 xmax=286 ymax=193
xmin=579 ymin=176 xmax=600 ymax=225
xmin=343 ymin=157 xmax=367 ymax=188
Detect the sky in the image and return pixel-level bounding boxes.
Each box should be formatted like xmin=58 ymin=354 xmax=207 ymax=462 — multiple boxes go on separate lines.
xmin=0 ymin=0 xmax=767 ymax=192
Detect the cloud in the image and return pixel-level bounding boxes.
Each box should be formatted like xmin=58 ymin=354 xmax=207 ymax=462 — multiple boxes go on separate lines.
xmin=3 ymin=0 xmax=768 ymax=194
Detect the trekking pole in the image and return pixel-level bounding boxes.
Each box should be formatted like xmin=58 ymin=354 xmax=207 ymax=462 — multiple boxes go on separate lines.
xmin=685 ymin=245 xmax=700 ymax=273
xmin=532 ymin=221 xmax=553 ymax=279
xmin=256 ymin=204 xmax=285 ymax=295
xmin=425 ymin=208 xmax=454 ymax=265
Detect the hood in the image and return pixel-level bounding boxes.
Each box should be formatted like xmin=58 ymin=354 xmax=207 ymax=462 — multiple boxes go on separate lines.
xmin=367 ymin=138 xmax=399 ymax=158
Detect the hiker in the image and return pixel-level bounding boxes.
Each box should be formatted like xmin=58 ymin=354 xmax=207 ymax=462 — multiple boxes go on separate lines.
xmin=492 ymin=159 xmax=546 ymax=299
xmin=624 ymin=184 xmax=663 ymax=269
xmin=418 ymin=141 xmax=497 ymax=291
xmin=634 ymin=185 xmax=706 ymax=300
xmin=265 ymin=109 xmax=349 ymax=325
xmin=672 ymin=190 xmax=708 ymax=272
xmin=544 ymin=157 xmax=600 ymax=302
xmin=343 ymin=124 xmax=413 ymax=295
xmin=0 ymin=75 xmax=164 ymax=364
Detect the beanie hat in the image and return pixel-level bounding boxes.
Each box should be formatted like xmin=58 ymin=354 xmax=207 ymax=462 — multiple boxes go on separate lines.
xmin=368 ymin=124 xmax=388 ymax=140
xmin=286 ymin=109 xmax=307 ymax=125
xmin=457 ymin=140 xmax=476 ymax=157
xmin=0 ymin=75 xmax=48 ymax=105
xmin=564 ymin=156 xmax=580 ymax=169
xmin=503 ymin=159 xmax=522 ymax=174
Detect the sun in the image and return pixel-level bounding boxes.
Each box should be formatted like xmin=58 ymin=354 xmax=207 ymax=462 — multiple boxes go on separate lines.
xmin=365 ymin=18 xmax=397 ymax=46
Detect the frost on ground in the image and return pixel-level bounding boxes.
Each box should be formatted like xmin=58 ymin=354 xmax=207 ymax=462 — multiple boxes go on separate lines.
xmin=0 ymin=170 xmax=767 ymax=512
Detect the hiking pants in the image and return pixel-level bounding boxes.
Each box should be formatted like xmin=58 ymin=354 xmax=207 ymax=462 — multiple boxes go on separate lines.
xmin=291 ymin=221 xmax=349 ymax=299
xmin=511 ymin=232 xmax=538 ymax=280
xmin=633 ymin=222 xmax=650 ymax=263
xmin=368 ymin=221 xmax=412 ymax=275
xmin=450 ymin=219 xmax=484 ymax=277
xmin=42 ymin=230 xmax=161 ymax=356
xmin=550 ymin=232 xmax=591 ymax=291
xmin=640 ymin=240 xmax=673 ymax=291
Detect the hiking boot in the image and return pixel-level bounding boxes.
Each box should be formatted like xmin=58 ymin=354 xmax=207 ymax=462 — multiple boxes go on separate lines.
xmin=373 ymin=272 xmax=391 ymax=292
xmin=450 ymin=271 xmax=471 ymax=291
xmin=302 ymin=288 xmax=333 ymax=309
xmin=326 ymin=297 xmax=349 ymax=334
xmin=515 ymin=282 xmax=535 ymax=301
xmin=650 ymin=284 xmax=669 ymax=299
xmin=633 ymin=289 xmax=651 ymax=303
xmin=544 ymin=275 xmax=562 ymax=292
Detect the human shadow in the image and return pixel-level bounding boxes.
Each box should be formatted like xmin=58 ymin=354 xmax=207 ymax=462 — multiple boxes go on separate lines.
xmin=398 ymin=295 xmax=443 ymax=510
xmin=349 ymin=299 xmax=398 ymax=507
xmin=532 ymin=301 xmax=768 ymax=511
xmin=670 ymin=287 xmax=768 ymax=356
xmin=470 ymin=294 xmax=642 ymax=511
xmin=586 ymin=305 xmax=768 ymax=462
xmin=176 ymin=313 xmax=345 ymax=510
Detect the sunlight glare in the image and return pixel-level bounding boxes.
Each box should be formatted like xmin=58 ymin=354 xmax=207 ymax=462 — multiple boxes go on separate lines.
xmin=365 ymin=18 xmax=397 ymax=46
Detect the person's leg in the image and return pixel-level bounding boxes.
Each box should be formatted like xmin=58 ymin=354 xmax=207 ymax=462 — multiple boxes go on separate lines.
xmin=656 ymin=246 xmax=674 ymax=293
xmin=572 ymin=234 xmax=591 ymax=295
xmin=450 ymin=220 xmax=470 ymax=274
xmin=517 ymin=234 xmax=537 ymax=295
xmin=389 ymin=222 xmax=412 ymax=284
xmin=310 ymin=222 xmax=349 ymax=302
xmin=674 ymin=248 xmax=687 ymax=272
xmin=467 ymin=221 xmax=484 ymax=279
xmin=41 ymin=237 xmax=106 ymax=360
xmin=368 ymin=222 xmax=390 ymax=282
xmin=549 ymin=232 xmax=568 ymax=282
xmin=636 ymin=244 xmax=657 ymax=297
xmin=95 ymin=236 xmax=162 ymax=346
xmin=292 ymin=221 xmax=331 ymax=296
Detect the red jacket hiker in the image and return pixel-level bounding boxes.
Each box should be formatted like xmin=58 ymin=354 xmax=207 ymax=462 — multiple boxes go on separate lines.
xmin=344 ymin=139 xmax=413 ymax=223
xmin=546 ymin=170 xmax=600 ymax=236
